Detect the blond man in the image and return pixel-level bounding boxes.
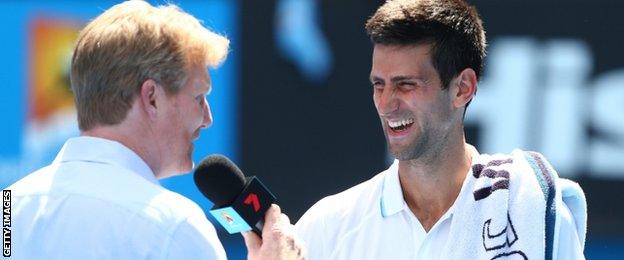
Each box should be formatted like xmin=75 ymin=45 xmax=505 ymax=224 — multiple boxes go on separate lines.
xmin=8 ymin=1 xmax=303 ymax=259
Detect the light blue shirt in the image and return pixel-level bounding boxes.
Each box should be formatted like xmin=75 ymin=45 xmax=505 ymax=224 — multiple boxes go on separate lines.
xmin=8 ymin=136 xmax=226 ymax=259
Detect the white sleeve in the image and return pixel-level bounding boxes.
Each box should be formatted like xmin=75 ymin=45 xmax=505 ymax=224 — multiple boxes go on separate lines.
xmin=295 ymin=201 xmax=331 ymax=260
xmin=161 ymin=214 xmax=227 ymax=260
xmin=555 ymin=202 xmax=585 ymax=260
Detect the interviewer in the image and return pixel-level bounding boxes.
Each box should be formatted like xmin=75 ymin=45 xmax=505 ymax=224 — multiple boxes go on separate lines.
xmin=7 ymin=1 xmax=304 ymax=259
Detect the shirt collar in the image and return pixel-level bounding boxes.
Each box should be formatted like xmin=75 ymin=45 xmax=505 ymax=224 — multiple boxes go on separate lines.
xmin=380 ymin=146 xmax=481 ymax=218
xmin=380 ymin=160 xmax=406 ymax=217
xmin=53 ymin=136 xmax=159 ymax=185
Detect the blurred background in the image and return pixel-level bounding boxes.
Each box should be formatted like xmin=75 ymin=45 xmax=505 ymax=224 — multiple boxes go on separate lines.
xmin=1 ymin=0 xmax=622 ymax=259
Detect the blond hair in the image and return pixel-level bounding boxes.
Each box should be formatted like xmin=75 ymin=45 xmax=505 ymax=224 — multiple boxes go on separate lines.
xmin=70 ymin=0 xmax=229 ymax=131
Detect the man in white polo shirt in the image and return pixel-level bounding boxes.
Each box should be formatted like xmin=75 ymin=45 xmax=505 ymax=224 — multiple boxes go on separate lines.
xmin=295 ymin=0 xmax=586 ymax=259
xmin=8 ymin=1 xmax=303 ymax=259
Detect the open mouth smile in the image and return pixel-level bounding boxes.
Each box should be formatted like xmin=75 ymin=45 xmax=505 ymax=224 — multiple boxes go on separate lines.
xmin=387 ymin=118 xmax=414 ymax=133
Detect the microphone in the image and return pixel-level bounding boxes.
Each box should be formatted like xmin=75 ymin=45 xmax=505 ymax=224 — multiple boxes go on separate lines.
xmin=193 ymin=155 xmax=276 ymax=237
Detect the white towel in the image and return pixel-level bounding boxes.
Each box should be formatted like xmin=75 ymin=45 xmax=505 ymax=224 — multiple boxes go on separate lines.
xmin=440 ymin=150 xmax=587 ymax=260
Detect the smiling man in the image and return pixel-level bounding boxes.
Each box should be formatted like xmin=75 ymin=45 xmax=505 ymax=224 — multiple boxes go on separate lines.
xmin=7 ymin=1 xmax=304 ymax=259
xmin=296 ymin=0 xmax=587 ymax=259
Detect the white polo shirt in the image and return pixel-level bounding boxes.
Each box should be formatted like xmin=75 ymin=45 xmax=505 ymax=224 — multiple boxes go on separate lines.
xmin=8 ymin=136 xmax=226 ymax=259
xmin=295 ymin=160 xmax=584 ymax=259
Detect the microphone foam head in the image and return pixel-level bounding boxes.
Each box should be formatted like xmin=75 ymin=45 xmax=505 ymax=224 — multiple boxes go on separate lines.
xmin=193 ymin=154 xmax=246 ymax=208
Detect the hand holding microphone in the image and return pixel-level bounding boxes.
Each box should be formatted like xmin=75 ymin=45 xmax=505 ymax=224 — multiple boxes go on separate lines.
xmin=242 ymin=204 xmax=305 ymax=260
xmin=194 ymin=155 xmax=305 ymax=260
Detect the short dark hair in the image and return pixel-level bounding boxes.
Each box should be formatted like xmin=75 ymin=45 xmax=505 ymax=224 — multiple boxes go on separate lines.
xmin=365 ymin=0 xmax=486 ymax=90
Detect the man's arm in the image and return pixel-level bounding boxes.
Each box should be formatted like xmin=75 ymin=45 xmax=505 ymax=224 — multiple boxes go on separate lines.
xmin=294 ymin=201 xmax=330 ymax=260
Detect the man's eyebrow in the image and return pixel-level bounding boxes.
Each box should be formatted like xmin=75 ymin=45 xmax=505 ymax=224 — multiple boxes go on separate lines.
xmin=370 ymin=75 xmax=383 ymax=83
xmin=369 ymin=75 xmax=422 ymax=83
xmin=390 ymin=76 xmax=421 ymax=83
xmin=197 ymin=80 xmax=212 ymax=94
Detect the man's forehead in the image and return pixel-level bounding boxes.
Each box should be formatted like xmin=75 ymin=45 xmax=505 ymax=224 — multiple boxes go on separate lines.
xmin=370 ymin=44 xmax=435 ymax=77
xmin=194 ymin=69 xmax=212 ymax=92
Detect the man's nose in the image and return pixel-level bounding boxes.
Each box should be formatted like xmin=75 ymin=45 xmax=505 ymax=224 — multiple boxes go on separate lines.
xmin=377 ymin=87 xmax=399 ymax=115
xmin=200 ymin=98 xmax=213 ymax=129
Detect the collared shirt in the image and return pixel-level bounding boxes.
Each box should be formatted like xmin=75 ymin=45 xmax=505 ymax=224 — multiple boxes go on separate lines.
xmin=8 ymin=136 xmax=226 ymax=260
xmin=296 ymin=158 xmax=584 ymax=259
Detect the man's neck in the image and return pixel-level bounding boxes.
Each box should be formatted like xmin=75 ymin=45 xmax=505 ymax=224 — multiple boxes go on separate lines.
xmin=398 ymin=140 xmax=474 ymax=232
xmin=81 ymin=122 xmax=162 ymax=178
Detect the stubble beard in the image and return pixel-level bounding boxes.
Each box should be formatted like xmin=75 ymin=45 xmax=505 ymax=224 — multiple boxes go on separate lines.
xmin=384 ymin=123 xmax=431 ymax=161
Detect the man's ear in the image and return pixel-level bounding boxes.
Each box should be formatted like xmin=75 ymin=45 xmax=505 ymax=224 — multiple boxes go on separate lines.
xmin=138 ymin=79 xmax=160 ymax=119
xmin=451 ymin=68 xmax=477 ymax=109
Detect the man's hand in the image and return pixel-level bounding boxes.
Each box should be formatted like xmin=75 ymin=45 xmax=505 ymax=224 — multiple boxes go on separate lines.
xmin=242 ymin=204 xmax=306 ymax=260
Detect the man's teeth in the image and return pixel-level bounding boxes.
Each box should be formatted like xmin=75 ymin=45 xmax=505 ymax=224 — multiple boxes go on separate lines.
xmin=388 ymin=118 xmax=414 ymax=128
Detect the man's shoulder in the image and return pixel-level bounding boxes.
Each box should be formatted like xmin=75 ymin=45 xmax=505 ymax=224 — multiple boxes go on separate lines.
xmin=143 ymin=187 xmax=207 ymax=222
xmin=473 ymin=149 xmax=558 ymax=179
xmin=9 ymin=167 xmax=222 ymax=259
xmin=11 ymin=162 xmax=205 ymax=229
xmin=8 ymin=165 xmax=51 ymax=194
xmin=295 ymin=167 xmax=395 ymax=260
xmin=297 ymin=169 xmax=385 ymax=227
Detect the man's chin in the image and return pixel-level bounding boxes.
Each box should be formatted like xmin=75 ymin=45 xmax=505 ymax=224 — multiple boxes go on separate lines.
xmin=159 ymin=161 xmax=194 ymax=179
xmin=388 ymin=142 xmax=407 ymax=155
xmin=388 ymin=145 xmax=405 ymax=160
xmin=179 ymin=160 xmax=194 ymax=173
xmin=388 ymin=143 xmax=424 ymax=161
